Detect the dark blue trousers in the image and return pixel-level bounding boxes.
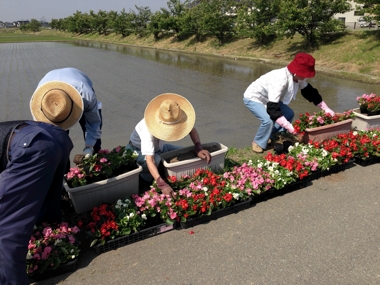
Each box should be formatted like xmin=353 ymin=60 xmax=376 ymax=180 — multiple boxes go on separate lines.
xmin=0 ymin=121 xmax=73 ymax=285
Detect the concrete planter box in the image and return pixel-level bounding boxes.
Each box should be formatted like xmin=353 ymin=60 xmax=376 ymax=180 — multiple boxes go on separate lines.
xmin=64 ymin=164 xmax=142 ymax=213
xmin=352 ymin=108 xmax=380 ymax=130
xmin=159 ymin=142 xmax=228 ymax=179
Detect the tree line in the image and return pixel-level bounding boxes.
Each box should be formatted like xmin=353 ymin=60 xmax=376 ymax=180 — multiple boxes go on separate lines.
xmin=26 ymin=0 xmax=380 ymax=48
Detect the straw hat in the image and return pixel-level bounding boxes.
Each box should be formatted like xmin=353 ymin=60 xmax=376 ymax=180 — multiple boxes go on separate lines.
xmin=30 ymin=81 xmax=84 ymax=130
xmin=287 ymin=53 xmax=316 ymax=78
xmin=144 ymin=93 xmax=196 ymax=141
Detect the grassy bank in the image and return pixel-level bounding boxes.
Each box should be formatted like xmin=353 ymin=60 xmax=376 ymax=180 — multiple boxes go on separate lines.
xmin=1 ymin=28 xmax=379 ymax=84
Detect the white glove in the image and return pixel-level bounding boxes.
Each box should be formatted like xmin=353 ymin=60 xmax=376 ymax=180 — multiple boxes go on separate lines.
xmin=83 ymin=147 xmax=93 ymax=159
xmin=317 ymin=101 xmax=335 ymax=116
xmin=276 ymin=116 xmax=296 ymax=134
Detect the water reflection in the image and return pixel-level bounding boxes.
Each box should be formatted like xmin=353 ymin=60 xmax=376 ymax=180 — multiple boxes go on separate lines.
xmin=72 ymin=40 xmax=380 ymax=114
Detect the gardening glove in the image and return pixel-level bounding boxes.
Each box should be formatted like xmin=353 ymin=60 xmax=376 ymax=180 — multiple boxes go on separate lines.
xmin=276 ymin=116 xmax=297 ymax=134
xmin=156 ymin=177 xmax=176 ymax=199
xmin=317 ymin=101 xmax=335 ymax=116
xmin=193 ymin=142 xmax=212 ymax=164
xmin=83 ymin=147 xmax=93 ymax=159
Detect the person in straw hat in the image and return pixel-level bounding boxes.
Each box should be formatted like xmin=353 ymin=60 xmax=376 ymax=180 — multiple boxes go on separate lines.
xmin=243 ymin=52 xmax=335 ymax=153
xmin=0 ymin=98 xmax=78 ymax=283
xmin=126 ymin=93 xmax=211 ymax=197
xmin=33 ymin=67 xmax=103 ymax=159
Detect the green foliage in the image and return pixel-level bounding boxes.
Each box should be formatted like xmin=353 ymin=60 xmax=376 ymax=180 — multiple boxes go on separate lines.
xmin=19 ymin=18 xmax=41 ymax=32
xmin=236 ymin=0 xmax=280 ymax=44
xmin=112 ymin=9 xmax=134 ymax=37
xmin=277 ymin=0 xmax=351 ymax=48
xmin=130 ymin=5 xmax=152 ymax=37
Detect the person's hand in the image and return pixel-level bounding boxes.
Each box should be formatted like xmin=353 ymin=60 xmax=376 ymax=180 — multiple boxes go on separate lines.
xmin=83 ymin=147 xmax=93 ymax=159
xmin=194 ymin=142 xmax=212 ymax=164
xmin=317 ymin=101 xmax=335 ymax=116
xmin=276 ymin=116 xmax=296 ymax=134
xmin=156 ymin=177 xmax=176 ymax=199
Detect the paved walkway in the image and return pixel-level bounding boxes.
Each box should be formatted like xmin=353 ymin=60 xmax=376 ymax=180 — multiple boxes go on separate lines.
xmin=32 ymin=162 xmax=380 ymax=285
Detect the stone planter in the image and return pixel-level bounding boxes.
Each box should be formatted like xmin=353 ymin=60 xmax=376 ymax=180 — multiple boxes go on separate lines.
xmin=301 ymin=119 xmax=353 ymax=143
xmin=159 ymin=142 xmax=228 ymax=179
xmin=64 ymin=164 xmax=142 ymax=213
xmin=352 ymin=108 xmax=380 ymax=130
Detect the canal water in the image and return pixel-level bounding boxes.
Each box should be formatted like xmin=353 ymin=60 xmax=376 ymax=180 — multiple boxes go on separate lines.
xmin=0 ymin=41 xmax=379 ymax=159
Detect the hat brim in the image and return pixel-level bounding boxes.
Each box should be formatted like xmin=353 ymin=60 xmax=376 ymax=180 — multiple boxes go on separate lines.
xmin=30 ymin=81 xmax=84 ymax=130
xmin=144 ymin=93 xmax=196 ymax=141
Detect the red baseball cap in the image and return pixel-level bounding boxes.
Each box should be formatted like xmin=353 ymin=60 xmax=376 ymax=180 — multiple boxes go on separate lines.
xmin=287 ymin=53 xmax=315 ymax=78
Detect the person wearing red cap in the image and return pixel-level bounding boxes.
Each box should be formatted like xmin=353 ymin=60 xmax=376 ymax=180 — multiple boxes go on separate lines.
xmin=243 ymin=52 xmax=335 ymax=153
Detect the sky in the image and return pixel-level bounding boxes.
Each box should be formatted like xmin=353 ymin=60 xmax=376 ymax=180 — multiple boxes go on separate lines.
xmin=0 ymin=0 xmax=170 ymax=22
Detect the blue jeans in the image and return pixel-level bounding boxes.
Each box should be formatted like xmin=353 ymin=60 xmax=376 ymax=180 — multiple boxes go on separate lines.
xmin=126 ymin=143 xmax=182 ymax=182
xmin=243 ymin=98 xmax=294 ymax=149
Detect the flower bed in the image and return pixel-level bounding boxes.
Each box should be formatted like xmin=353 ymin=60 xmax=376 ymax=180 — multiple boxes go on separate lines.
xmin=179 ymin=197 xmax=252 ymax=229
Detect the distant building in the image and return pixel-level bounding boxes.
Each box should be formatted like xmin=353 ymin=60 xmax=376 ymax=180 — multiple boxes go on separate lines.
xmin=14 ymin=20 xmax=30 ymax=27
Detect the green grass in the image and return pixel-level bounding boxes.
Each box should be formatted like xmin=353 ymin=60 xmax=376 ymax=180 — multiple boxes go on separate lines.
xmin=0 ymin=28 xmax=74 ymax=42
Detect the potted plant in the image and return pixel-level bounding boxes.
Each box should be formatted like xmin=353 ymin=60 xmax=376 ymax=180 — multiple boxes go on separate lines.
xmin=64 ymin=146 xmax=142 ymax=213
xmin=356 ymin=93 xmax=377 ymax=114
xmin=366 ymin=96 xmax=380 ymax=116
xmin=26 ymin=222 xmax=81 ymax=279
xmin=293 ymin=110 xmax=354 ymax=143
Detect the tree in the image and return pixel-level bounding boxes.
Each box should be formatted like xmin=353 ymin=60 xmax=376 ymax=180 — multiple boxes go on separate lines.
xmin=236 ymin=0 xmax=280 ymax=44
xmin=112 ymin=9 xmax=134 ymax=37
xmin=130 ymin=6 xmax=152 ymax=37
xmin=277 ymin=0 xmax=351 ymax=49
xmin=200 ymin=0 xmax=238 ymax=45
xmin=355 ymin=0 xmax=380 ymax=22
xmin=20 ymin=18 xmax=41 ymax=32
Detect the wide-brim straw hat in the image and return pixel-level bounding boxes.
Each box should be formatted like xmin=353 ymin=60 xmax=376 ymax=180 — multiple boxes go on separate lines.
xmin=144 ymin=93 xmax=196 ymax=141
xmin=30 ymin=80 xmax=84 ymax=130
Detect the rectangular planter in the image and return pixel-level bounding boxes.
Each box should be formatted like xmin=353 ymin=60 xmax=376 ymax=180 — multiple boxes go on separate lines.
xmin=179 ymin=197 xmax=251 ymax=229
xmin=301 ymin=119 xmax=353 ymax=143
xmin=160 ymin=142 xmax=228 ymax=179
xmin=352 ymin=108 xmax=380 ymax=130
xmin=64 ymin=164 xmax=142 ymax=214
xmin=93 ymin=222 xmax=175 ymax=255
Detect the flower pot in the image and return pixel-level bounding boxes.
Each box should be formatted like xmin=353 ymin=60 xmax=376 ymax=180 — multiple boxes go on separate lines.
xmin=179 ymin=198 xmax=251 ymax=229
xmin=367 ymin=110 xmax=379 ymax=116
xmin=64 ymin=164 xmax=142 ymax=213
xmin=301 ymin=119 xmax=353 ymax=143
xmin=159 ymin=142 xmax=228 ymax=179
xmin=352 ymin=108 xmax=380 ymax=130
xmin=93 ymin=222 xmax=175 ymax=255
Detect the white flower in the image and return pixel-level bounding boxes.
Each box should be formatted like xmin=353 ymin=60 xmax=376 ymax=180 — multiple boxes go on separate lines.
xmin=232 ymin=193 xmax=240 ymax=200
xmin=54 ymin=239 xmax=62 ymax=245
xmin=353 ymin=131 xmax=358 ymax=136
xmin=294 ymin=142 xmax=299 ymax=147
xmin=322 ymin=150 xmax=328 ymax=157
xmin=288 ymin=145 xmax=294 ymax=151
xmin=115 ymin=204 xmax=120 ymax=209
xmin=116 ymin=199 xmax=123 ymax=206
xmin=70 ymin=249 xmax=74 ymax=253
xmin=202 ymin=187 xmax=208 ymax=192
xmin=26 ymin=252 xmax=32 ymax=260
xmin=268 ymin=166 xmax=274 ymax=171
xmin=71 ymin=255 xmax=76 ymax=259
xmin=124 ymin=199 xmax=131 ymax=205
xmin=248 ymin=160 xmax=253 ymax=166
xmin=129 ymin=212 xmax=135 ymax=218
xmin=142 ymin=214 xmax=147 ymax=220
xmin=257 ymin=163 xmax=263 ymax=168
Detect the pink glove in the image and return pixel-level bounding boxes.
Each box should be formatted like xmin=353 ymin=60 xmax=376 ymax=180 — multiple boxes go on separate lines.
xmin=276 ymin=116 xmax=296 ymax=134
xmin=156 ymin=177 xmax=175 ymax=198
xmin=317 ymin=101 xmax=335 ymax=116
